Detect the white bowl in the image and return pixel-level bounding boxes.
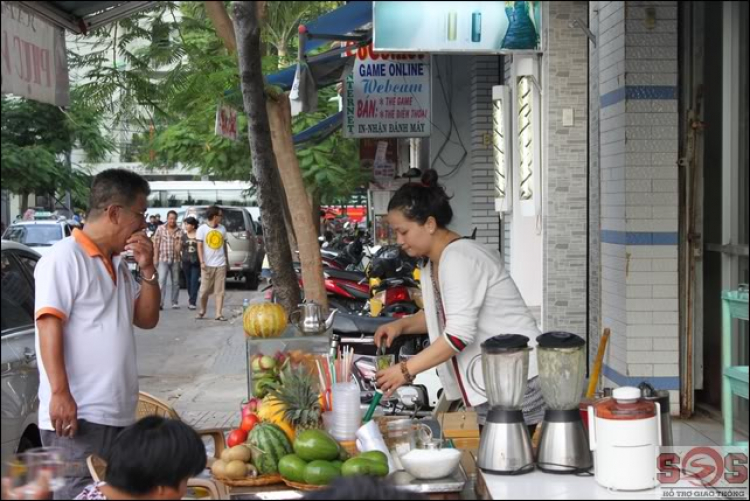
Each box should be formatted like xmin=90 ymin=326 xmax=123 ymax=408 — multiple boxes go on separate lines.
xmin=400 ymin=449 xmax=462 ymax=480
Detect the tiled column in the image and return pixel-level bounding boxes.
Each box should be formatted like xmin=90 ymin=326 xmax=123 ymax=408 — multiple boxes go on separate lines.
xmin=471 ymin=56 xmax=501 ymax=248
xmin=596 ymin=1 xmax=680 ymax=415
xmin=543 ymin=0 xmax=589 ymax=337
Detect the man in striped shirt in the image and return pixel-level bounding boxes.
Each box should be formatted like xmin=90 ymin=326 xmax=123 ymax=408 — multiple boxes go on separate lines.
xmin=153 ymin=210 xmax=183 ymax=309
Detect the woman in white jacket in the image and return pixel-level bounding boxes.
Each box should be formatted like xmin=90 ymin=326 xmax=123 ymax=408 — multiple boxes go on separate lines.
xmin=375 ymin=169 xmax=545 ymax=429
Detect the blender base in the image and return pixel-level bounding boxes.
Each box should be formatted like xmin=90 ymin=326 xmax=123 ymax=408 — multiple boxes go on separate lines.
xmin=537 ymin=409 xmax=592 ymax=474
xmin=477 ymin=409 xmax=535 ymax=475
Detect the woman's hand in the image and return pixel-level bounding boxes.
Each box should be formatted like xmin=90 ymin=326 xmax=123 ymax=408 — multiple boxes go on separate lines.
xmin=374 ymin=320 xmax=404 ymax=349
xmin=376 ymin=364 xmax=408 ymax=398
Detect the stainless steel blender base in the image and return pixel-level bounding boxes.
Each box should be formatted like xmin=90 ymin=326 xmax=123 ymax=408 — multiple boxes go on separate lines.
xmin=536 ymin=410 xmax=592 ymax=473
xmin=477 ymin=410 xmax=535 ymax=475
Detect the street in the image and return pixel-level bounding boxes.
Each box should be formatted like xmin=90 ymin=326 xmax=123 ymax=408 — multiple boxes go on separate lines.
xmin=135 ymin=281 xmax=267 ymax=430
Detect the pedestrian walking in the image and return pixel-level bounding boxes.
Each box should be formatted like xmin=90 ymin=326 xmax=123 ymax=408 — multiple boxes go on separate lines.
xmin=154 ymin=210 xmax=183 ymax=309
xmin=196 ymin=206 xmax=228 ymax=321
xmin=34 ymin=169 xmax=160 ymax=499
xmin=181 ymin=216 xmax=201 ymax=311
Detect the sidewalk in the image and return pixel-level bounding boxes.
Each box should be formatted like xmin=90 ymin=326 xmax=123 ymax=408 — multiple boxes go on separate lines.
xmin=135 ymin=284 xmax=266 ymax=430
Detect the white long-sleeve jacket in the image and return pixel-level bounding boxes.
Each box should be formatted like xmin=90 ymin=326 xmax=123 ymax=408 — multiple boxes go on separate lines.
xmin=420 ymin=239 xmax=541 ymax=407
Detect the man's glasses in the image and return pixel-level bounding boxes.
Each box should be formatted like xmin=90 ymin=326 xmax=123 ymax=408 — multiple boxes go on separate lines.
xmin=106 ymin=205 xmax=147 ymax=220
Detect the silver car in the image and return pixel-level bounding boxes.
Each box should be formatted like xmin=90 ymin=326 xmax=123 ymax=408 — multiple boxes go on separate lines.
xmin=2 ymin=221 xmax=73 ymax=257
xmin=1 ymin=241 xmax=42 ymax=463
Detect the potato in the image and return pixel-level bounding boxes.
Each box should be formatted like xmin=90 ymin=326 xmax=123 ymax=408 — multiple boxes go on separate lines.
xmin=225 ymin=460 xmax=249 ymax=480
xmin=226 ymin=445 xmax=252 ymax=463
xmin=211 ymin=460 xmax=228 ymax=478
xmin=220 ymin=449 xmax=232 ymax=462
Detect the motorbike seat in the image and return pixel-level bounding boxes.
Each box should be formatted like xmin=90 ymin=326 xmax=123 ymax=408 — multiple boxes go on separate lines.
xmin=324 ymin=268 xmax=366 ymax=283
xmin=332 ymin=311 xmax=394 ymax=336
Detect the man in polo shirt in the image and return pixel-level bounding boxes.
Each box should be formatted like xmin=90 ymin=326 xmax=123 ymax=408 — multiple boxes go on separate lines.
xmin=34 ymin=169 xmax=161 ymax=499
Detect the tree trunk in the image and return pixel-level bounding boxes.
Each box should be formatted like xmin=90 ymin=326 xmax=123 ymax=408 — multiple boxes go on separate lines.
xmin=204 ymin=1 xmax=237 ymax=54
xmin=309 ymin=189 xmax=322 ymax=237
xmin=233 ymin=1 xmax=300 ymax=314
xmin=20 ymin=192 xmax=29 ymax=215
xmin=277 ymin=45 xmax=287 ymax=70
xmin=279 ymin=183 xmax=300 ymax=262
xmin=266 ymin=92 xmax=328 ymax=310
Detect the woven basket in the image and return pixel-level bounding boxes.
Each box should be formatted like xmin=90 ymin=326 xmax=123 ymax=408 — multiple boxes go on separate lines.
xmin=282 ymin=479 xmax=328 ymax=491
xmin=212 ymin=473 xmax=283 ymax=487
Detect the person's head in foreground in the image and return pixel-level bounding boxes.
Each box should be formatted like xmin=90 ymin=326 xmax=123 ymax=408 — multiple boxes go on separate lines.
xmin=100 ymin=416 xmax=206 ymax=500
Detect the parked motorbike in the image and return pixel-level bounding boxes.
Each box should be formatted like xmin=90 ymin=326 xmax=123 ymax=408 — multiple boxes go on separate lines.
xmin=331 ymin=311 xmax=433 ymax=415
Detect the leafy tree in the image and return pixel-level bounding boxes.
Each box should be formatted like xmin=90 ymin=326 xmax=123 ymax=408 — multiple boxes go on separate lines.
xmin=1 ymin=89 xmax=114 ymax=213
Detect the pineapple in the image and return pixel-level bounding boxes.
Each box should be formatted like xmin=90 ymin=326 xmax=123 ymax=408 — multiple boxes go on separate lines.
xmin=269 ymin=366 xmax=322 ymax=436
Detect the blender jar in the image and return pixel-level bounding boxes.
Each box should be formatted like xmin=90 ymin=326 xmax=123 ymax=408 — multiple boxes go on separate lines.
xmin=537 ymin=332 xmax=587 ymax=410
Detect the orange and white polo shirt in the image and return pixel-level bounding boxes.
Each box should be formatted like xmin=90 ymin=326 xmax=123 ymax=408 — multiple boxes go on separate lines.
xmin=34 ymin=229 xmax=141 ymax=431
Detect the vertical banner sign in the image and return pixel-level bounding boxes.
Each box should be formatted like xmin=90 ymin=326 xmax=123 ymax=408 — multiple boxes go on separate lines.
xmin=215 ymin=104 xmax=238 ymax=141
xmin=343 ymin=43 xmax=430 ymax=138
xmin=1 ymin=2 xmax=70 ymax=106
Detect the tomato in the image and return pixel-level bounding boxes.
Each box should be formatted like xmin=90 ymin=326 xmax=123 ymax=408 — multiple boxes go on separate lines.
xmin=226 ymin=428 xmax=248 ymax=448
xmin=240 ymin=413 xmax=260 ymax=433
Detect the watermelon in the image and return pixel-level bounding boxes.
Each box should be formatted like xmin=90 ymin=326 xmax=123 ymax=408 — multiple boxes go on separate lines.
xmin=247 ymin=423 xmax=293 ymax=475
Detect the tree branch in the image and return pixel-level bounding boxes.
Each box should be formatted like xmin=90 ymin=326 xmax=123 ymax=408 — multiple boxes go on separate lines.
xmin=205 ymin=1 xmax=237 ymax=54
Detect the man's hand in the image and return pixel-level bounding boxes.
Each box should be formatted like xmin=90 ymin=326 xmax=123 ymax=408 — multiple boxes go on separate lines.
xmin=126 ymin=231 xmax=155 ymax=270
xmin=49 ymin=390 xmax=78 ymax=437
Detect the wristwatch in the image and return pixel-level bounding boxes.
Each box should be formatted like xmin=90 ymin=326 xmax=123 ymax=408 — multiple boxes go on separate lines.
xmin=139 ymin=270 xmax=159 ymax=285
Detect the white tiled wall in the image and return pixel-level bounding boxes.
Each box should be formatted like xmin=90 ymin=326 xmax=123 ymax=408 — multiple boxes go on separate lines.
xmin=593 ymin=1 xmax=681 ymax=415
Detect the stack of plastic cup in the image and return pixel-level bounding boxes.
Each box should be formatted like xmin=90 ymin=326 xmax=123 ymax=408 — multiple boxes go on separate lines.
xmin=328 ymin=382 xmax=361 ymax=441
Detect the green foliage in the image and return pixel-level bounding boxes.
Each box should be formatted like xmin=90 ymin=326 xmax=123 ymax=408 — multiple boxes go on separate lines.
xmin=1 ymin=90 xmax=113 ymax=204
xmin=69 ymin=1 xmax=363 ymax=203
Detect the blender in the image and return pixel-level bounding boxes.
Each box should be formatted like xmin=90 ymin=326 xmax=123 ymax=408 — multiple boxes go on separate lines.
xmin=536 ymin=332 xmax=592 ymax=473
xmin=467 ymin=334 xmax=534 ymax=475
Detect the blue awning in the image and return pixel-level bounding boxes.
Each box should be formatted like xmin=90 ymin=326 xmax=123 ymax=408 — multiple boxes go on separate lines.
xmin=300 ymin=1 xmax=372 ymax=54
xmin=265 ymin=1 xmax=372 ymax=91
xmin=293 ymin=112 xmax=342 ymax=146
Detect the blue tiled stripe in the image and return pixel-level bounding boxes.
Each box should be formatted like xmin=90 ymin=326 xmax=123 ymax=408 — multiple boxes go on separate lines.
xmin=600 ymin=87 xmax=626 ymax=108
xmin=600 ymin=85 xmax=678 ymax=108
xmin=626 ymin=85 xmax=677 ymax=100
xmin=601 ymin=230 xmax=678 ymax=246
xmin=603 ymin=364 xmax=680 ymax=391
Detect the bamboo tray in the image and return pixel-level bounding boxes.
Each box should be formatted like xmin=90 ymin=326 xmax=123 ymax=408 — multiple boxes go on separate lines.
xmin=212 ymin=473 xmax=283 ymax=487
xmin=282 ymin=479 xmax=328 ymax=491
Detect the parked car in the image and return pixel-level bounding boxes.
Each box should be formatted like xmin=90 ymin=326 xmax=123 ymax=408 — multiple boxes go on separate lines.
xmin=183 ymin=206 xmax=260 ymax=290
xmin=2 ymin=221 xmax=73 ymax=256
xmin=245 ymin=208 xmax=265 ymax=275
xmin=1 ymin=241 xmax=42 ymax=464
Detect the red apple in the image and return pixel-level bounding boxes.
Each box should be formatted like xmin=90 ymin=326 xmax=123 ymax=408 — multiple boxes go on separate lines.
xmin=240 ymin=413 xmax=260 ymax=433
xmin=226 ymin=428 xmax=248 ymax=448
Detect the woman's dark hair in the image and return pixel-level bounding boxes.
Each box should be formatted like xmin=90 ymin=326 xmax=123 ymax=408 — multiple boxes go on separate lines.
xmin=387 ymin=169 xmax=453 ymax=227
xmin=104 ymin=416 xmax=206 ymax=495
xmin=183 ymin=216 xmax=199 ymax=228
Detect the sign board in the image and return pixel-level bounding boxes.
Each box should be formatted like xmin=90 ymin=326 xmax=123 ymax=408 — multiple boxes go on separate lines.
xmin=215 ymin=104 xmax=238 ymax=141
xmin=343 ymin=43 xmax=430 ymax=138
xmin=374 ymin=1 xmax=542 ymax=54
xmin=1 ymin=2 xmax=70 ymax=106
